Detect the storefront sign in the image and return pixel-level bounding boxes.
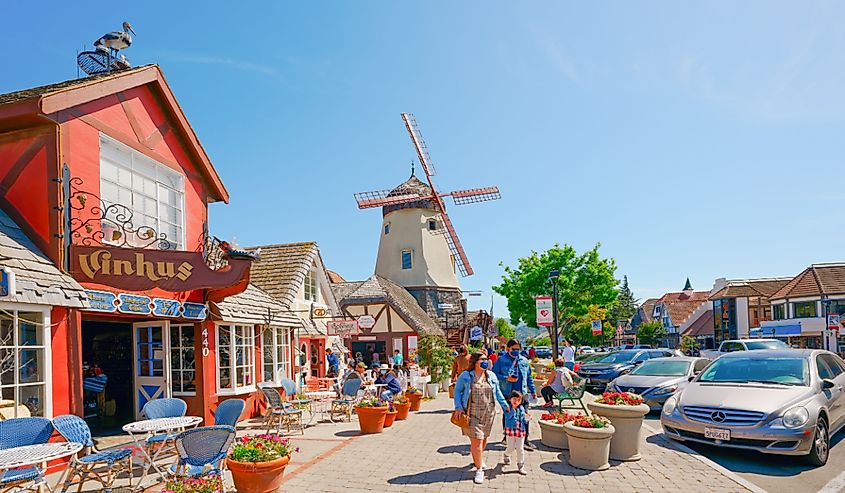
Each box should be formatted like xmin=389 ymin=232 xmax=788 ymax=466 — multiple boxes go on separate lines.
xmin=182 ymin=302 xmax=207 ymax=320
xmin=591 ymin=319 xmax=603 ymax=335
xmin=83 ymin=289 xmax=207 ymax=320
xmin=84 ymin=290 xmax=118 ymax=312
xmin=69 ymin=245 xmax=252 ymax=293
xmin=358 ymin=335 xmax=377 ymax=341
xmin=312 ymin=306 xmax=328 ymax=318
xmin=469 ymin=325 xmax=483 ymax=341
xmin=327 ymin=320 xmax=359 ymax=337
xmin=358 ymin=315 xmax=376 ymax=329
xmin=0 ymin=267 xmax=15 ymax=298
xmin=201 ymin=327 xmax=210 ymax=357
xmin=117 ymin=293 xmax=152 ymax=315
xmin=536 ymin=296 xmax=553 ymax=327
xmin=153 ymin=298 xmax=181 ymax=317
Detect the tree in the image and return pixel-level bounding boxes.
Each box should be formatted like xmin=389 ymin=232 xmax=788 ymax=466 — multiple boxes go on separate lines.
xmin=494 ymin=318 xmax=515 ymax=341
xmin=680 ymin=335 xmax=700 ymax=352
xmin=533 ymin=336 xmax=551 ymax=347
xmin=493 ymin=244 xmax=619 ymax=341
xmin=417 ymin=333 xmax=453 ymax=383
xmin=568 ymin=305 xmax=615 ymax=346
xmin=607 ymin=276 xmax=638 ymax=326
xmin=636 ymin=320 xmax=667 ymax=346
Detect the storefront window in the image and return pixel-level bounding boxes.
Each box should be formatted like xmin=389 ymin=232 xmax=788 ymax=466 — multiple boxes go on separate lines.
xmin=793 ymin=301 xmax=817 ymax=318
xmin=0 ymin=309 xmax=48 ymax=418
xmin=262 ymin=327 xmax=291 ymax=385
xmin=216 ymin=324 xmax=254 ymax=393
xmin=773 ymin=304 xmax=786 ymax=320
xmin=828 ymin=300 xmax=845 ymax=315
xmin=100 ymin=135 xmax=186 ymax=249
xmin=170 ymin=325 xmax=195 ymax=395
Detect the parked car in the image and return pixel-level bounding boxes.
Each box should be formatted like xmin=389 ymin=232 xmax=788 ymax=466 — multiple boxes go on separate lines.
xmin=609 ymin=357 xmax=710 ymax=410
xmin=534 ymin=346 xmax=552 ymax=359
xmin=622 ymin=344 xmax=653 ymax=350
xmin=574 ymin=352 xmax=608 ymax=372
xmin=700 ymin=338 xmax=790 ymax=360
xmin=661 ymin=349 xmax=845 ymax=466
xmin=578 ymin=346 xmax=595 ymax=354
xmin=577 ymin=349 xmax=678 ymax=393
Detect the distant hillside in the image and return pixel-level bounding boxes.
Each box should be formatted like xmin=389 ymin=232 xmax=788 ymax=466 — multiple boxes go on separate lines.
xmin=515 ymin=324 xmax=548 ymax=344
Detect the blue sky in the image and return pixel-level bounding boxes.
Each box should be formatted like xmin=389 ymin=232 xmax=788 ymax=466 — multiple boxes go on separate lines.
xmin=5 ymin=2 xmax=845 ymax=318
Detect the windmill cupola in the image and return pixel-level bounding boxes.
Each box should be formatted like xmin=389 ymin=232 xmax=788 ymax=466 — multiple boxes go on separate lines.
xmin=382 ymin=173 xmax=440 ymax=216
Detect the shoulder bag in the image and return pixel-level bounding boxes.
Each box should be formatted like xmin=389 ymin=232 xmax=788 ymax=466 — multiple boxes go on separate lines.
xmin=451 ymin=372 xmax=472 ymax=428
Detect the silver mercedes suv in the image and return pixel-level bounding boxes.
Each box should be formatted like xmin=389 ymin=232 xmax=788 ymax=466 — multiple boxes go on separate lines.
xmin=660 ymin=349 xmax=845 ymax=466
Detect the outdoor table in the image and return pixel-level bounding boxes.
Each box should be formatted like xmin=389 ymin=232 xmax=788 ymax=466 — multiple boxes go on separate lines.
xmin=304 ymin=391 xmax=337 ymax=424
xmin=365 ymin=383 xmax=387 ymax=397
xmin=123 ymin=416 xmax=202 ymax=490
xmin=0 ymin=442 xmax=83 ymax=492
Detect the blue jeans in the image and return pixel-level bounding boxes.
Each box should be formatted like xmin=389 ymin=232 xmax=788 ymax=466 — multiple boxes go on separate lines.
xmin=380 ymin=390 xmax=394 ymax=401
xmin=564 ymin=362 xmax=574 ymax=370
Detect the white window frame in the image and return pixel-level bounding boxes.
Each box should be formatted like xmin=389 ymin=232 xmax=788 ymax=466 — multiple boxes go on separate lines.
xmin=304 ymin=270 xmax=318 ymax=302
xmin=401 ymin=249 xmax=413 ymax=270
xmin=215 ymin=323 xmax=255 ymax=395
xmin=0 ymin=302 xmax=52 ymax=419
xmin=99 ymin=134 xmax=187 ymax=249
xmin=262 ymin=326 xmax=292 ymax=386
xmin=170 ymin=324 xmax=196 ymax=396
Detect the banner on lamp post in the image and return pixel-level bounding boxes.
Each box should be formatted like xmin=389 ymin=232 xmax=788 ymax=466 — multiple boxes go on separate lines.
xmin=591 ymin=319 xmax=603 ymax=335
xmin=828 ymin=314 xmax=841 ymax=331
xmin=536 ymin=296 xmax=553 ymax=327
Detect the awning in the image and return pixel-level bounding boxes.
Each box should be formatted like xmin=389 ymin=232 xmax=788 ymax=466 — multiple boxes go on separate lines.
xmin=751 ymin=324 xmax=802 ymax=337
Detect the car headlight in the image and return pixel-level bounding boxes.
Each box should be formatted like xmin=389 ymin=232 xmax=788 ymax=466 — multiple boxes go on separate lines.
xmin=651 ymin=385 xmax=679 ymax=396
xmin=663 ymin=396 xmax=677 ymax=415
xmin=782 ymin=406 xmax=810 ymax=429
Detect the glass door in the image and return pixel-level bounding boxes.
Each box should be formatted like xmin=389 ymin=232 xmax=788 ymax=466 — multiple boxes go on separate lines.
xmin=132 ymin=321 xmax=171 ymax=419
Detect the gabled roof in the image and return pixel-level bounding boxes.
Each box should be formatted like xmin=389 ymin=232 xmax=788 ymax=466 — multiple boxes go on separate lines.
xmin=0 ymin=65 xmax=229 ymax=203
xmin=770 ymin=263 xmax=845 ymax=300
xmin=326 ymin=270 xmax=346 ymax=284
xmin=709 ymin=278 xmax=792 ymax=301
xmin=332 ymin=275 xmax=443 ymax=336
xmin=683 ymin=310 xmax=714 ymax=337
xmin=0 ymin=207 xmax=88 ymax=307
xmin=210 ymin=284 xmax=300 ymax=327
xmin=656 ymin=291 xmax=710 ymax=327
xmin=247 ymin=242 xmax=338 ymax=311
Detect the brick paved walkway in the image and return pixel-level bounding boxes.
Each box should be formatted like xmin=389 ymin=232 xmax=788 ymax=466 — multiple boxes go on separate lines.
xmin=280 ymin=395 xmax=756 ymax=492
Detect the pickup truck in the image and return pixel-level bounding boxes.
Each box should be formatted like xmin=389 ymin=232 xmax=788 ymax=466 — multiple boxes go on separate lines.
xmin=700 ymin=338 xmax=790 ymax=359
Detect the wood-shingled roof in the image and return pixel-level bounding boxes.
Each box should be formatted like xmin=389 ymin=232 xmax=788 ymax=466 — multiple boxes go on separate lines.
xmin=246 ymin=242 xmax=338 ymax=312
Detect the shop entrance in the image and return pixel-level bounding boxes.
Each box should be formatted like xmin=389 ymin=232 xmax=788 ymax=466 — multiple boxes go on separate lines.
xmin=351 ymin=341 xmax=386 ymax=368
xmin=82 ymin=320 xmax=133 ymax=434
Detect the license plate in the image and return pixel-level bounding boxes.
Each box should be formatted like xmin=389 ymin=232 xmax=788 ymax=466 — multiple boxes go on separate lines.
xmin=704 ymin=427 xmax=730 ymax=441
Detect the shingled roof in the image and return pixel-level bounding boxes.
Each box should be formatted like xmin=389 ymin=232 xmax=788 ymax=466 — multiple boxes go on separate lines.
xmin=683 ymin=310 xmax=714 ymax=337
xmin=246 ymin=242 xmax=337 ymax=310
xmin=210 ymin=284 xmax=302 ymax=327
xmin=0 ymin=65 xmax=154 ymax=106
xmin=332 ymin=275 xmax=443 ymax=336
xmin=770 ymin=263 xmax=845 ymax=300
xmin=0 ymin=207 xmax=88 ymax=307
xmin=657 ymin=291 xmax=710 ymax=328
xmin=709 ymin=278 xmax=792 ymax=301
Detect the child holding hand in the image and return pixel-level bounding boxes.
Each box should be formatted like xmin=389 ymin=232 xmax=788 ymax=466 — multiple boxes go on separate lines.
xmin=503 ymin=390 xmax=529 ymax=475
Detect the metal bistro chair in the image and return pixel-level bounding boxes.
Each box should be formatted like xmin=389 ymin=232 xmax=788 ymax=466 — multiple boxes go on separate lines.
xmin=330 ymin=378 xmax=363 ymax=422
xmin=52 ymin=414 xmax=133 ymax=493
xmin=213 ymin=399 xmax=246 ymax=428
xmin=279 ymin=378 xmax=312 ymax=409
xmin=170 ymin=425 xmax=235 ymax=486
xmin=0 ymin=417 xmax=54 ymax=493
xmin=554 ymin=379 xmax=589 ymax=415
xmin=141 ymin=398 xmax=188 ymax=458
xmin=259 ymin=387 xmax=304 ymax=435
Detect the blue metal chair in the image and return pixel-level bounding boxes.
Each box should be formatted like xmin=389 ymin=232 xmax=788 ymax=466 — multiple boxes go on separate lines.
xmin=0 ymin=417 xmax=54 ymax=493
xmin=52 ymin=415 xmax=133 ymax=493
xmin=259 ymin=387 xmax=303 ymax=434
xmin=279 ymin=378 xmax=311 ymax=407
xmin=170 ymin=425 xmax=235 ymax=483
xmin=141 ymin=398 xmax=187 ymax=459
xmin=330 ymin=378 xmax=363 ymax=422
xmin=213 ymin=399 xmax=245 ymax=428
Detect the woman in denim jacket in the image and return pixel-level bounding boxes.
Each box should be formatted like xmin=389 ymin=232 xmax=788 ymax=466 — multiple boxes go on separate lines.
xmin=453 ymin=351 xmax=509 ymax=484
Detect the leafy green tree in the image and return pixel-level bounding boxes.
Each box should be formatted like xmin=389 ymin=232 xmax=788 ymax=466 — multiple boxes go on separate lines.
xmin=568 ymin=305 xmax=615 ymax=346
xmin=417 ymin=334 xmax=453 ymax=382
xmin=533 ymin=336 xmax=551 ymax=347
xmin=493 ymin=244 xmax=619 ymax=342
xmin=636 ymin=321 xmax=668 ymax=346
xmin=680 ymin=335 xmax=700 ymax=352
xmin=607 ymin=276 xmax=638 ymax=326
xmin=494 ymin=318 xmax=515 ymax=341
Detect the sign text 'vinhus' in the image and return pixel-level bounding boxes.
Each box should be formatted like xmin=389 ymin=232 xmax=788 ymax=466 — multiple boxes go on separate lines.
xmin=69 ymin=245 xmax=252 ymax=292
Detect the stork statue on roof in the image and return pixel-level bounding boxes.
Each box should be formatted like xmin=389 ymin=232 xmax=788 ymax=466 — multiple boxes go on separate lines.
xmin=94 ymin=21 xmax=135 ymax=53
xmin=354 ymin=113 xmax=500 ymax=320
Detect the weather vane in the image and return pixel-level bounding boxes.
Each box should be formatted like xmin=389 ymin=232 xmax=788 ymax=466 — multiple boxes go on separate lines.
xmin=77 ymin=21 xmax=136 ymax=76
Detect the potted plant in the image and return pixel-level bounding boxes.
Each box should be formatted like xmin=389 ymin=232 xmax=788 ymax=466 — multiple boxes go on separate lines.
xmin=563 ymin=415 xmax=615 ymax=471
xmin=383 ymin=402 xmax=398 ymax=428
xmin=538 ymin=411 xmax=582 ymax=450
xmin=587 ymin=391 xmax=650 ymax=461
xmin=405 ymin=387 xmax=424 ymax=412
xmin=227 ymin=434 xmax=297 ymax=493
xmin=161 ymin=474 xmax=224 ymax=493
xmin=393 ymin=394 xmax=411 ymax=420
xmin=417 ymin=334 xmax=453 ymax=399
xmin=355 ymin=398 xmax=389 ymax=434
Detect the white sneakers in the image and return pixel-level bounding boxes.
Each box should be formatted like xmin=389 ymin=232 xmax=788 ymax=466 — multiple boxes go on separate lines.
xmin=517 ymin=463 xmax=527 ymax=475
xmin=474 ymin=469 xmax=485 ymax=484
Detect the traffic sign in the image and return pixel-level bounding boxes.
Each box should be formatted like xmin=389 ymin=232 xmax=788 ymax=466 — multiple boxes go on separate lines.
xmin=536 ymin=296 xmax=553 ymax=327
xmin=358 ymin=314 xmax=376 ymax=329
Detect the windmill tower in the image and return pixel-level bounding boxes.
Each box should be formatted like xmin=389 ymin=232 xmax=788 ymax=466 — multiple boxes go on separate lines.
xmin=354 ymin=113 xmax=501 ymax=325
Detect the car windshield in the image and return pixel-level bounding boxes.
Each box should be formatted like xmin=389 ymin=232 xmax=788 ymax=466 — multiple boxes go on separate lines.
xmin=594 ymin=351 xmax=638 ymax=364
xmin=697 ymin=357 xmax=808 ymax=386
xmin=744 ymin=340 xmax=789 ymax=350
xmin=630 ymin=360 xmax=690 ymax=376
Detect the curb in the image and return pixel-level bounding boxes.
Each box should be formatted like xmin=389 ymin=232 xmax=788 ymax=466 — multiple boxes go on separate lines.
xmin=643 ymin=423 xmax=769 ymax=493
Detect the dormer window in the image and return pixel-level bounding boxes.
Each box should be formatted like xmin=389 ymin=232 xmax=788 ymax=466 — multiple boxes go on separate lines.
xmin=304 ymin=270 xmax=318 ymax=302
xmin=401 ymin=250 xmax=413 ymax=270
xmin=428 ymin=219 xmax=437 ymax=231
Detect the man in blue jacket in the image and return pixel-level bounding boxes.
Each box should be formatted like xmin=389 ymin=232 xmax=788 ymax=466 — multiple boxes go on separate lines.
xmin=326 ymin=348 xmax=339 ymax=378
xmin=375 ymin=364 xmax=402 ymax=401
xmin=492 ymin=339 xmax=537 ymax=449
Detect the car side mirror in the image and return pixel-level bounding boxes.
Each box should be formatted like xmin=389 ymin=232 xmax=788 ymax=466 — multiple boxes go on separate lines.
xmin=688 ymin=376 xmax=695 ymax=382
xmin=822 ymin=379 xmax=836 ymax=390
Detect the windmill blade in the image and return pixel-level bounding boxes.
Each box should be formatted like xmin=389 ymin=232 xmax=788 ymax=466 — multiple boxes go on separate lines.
xmin=439 ymin=211 xmax=473 ymax=277
xmin=401 ymin=113 xmax=437 ymax=178
xmin=354 ymin=190 xmax=425 ymax=209
xmin=445 ymin=186 xmax=501 ymax=205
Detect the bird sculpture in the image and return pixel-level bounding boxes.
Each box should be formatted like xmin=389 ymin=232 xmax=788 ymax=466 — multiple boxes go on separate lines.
xmin=94 ymin=21 xmax=135 ymax=53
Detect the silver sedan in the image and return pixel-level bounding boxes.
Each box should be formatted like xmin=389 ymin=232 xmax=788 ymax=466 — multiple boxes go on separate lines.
xmin=661 ymin=349 xmax=845 ymax=466
xmin=608 ymin=357 xmax=710 ymax=411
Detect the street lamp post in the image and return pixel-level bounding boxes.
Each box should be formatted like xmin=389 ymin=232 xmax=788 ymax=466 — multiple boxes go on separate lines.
xmin=549 ymin=270 xmax=560 ymax=359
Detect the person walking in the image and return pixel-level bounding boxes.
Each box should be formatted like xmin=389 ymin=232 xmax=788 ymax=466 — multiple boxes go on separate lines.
xmin=326 ymin=348 xmax=339 ymax=378
xmin=450 ymin=345 xmax=472 ymax=382
xmin=492 ymin=339 xmax=536 ymax=450
xmin=562 ymin=339 xmax=576 ymax=370
xmin=540 ymin=358 xmax=578 ymax=408
xmin=503 ymin=391 xmax=530 ymax=475
xmin=453 ymin=351 xmax=509 ymax=485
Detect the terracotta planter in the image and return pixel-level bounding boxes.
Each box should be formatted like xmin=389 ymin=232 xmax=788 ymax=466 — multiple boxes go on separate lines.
xmin=383 ymin=410 xmax=398 ymax=428
xmin=563 ymin=422 xmax=615 ymax=471
xmin=357 ymin=405 xmax=388 ymax=434
xmin=588 ymin=401 xmax=650 ymax=461
xmin=227 ymin=455 xmax=290 ymax=493
xmin=394 ymin=401 xmax=411 ymax=420
xmin=539 ymin=419 xmax=569 ymax=449
xmin=407 ymin=392 xmax=423 ymax=411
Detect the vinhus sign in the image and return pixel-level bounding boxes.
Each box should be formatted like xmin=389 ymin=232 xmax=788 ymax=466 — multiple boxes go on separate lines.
xmin=69 ymin=245 xmax=252 ymax=292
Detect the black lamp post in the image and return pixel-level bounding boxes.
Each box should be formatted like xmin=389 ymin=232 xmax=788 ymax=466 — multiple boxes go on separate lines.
xmin=549 ymin=269 xmax=561 ymax=359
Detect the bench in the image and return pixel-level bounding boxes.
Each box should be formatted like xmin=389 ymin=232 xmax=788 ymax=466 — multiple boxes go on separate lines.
xmin=553 ymin=379 xmax=588 ymax=414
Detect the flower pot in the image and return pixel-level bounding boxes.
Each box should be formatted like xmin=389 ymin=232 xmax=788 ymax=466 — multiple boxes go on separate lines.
xmin=407 ymin=392 xmax=423 ymax=411
xmin=532 ymin=362 xmax=548 ymax=374
xmin=587 ymin=401 xmax=650 ymax=461
xmin=394 ymin=401 xmax=411 ymax=420
xmin=357 ymin=405 xmax=389 ymax=434
xmin=534 ymin=378 xmax=547 ymax=393
xmin=539 ymin=419 xmax=569 ymax=449
xmin=426 ymin=382 xmax=440 ymax=398
xmin=383 ymin=410 xmax=398 ymax=428
xmin=563 ymin=422 xmax=615 ymax=471
xmin=227 ymin=455 xmax=290 ymax=493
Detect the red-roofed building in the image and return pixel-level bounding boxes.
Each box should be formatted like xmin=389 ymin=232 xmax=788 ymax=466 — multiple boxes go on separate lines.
xmin=707 ymin=276 xmax=792 ymax=345
xmin=651 ymin=279 xmax=710 ymax=347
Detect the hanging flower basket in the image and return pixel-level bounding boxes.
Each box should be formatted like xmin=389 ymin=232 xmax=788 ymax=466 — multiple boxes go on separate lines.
xmin=587 ymin=392 xmax=650 ymax=461
xmin=226 ymin=434 xmax=297 ymax=493
xmin=356 ymin=398 xmax=389 ymax=434
xmin=564 ymin=416 xmax=615 ymax=471
xmin=538 ymin=411 xmax=583 ymax=450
